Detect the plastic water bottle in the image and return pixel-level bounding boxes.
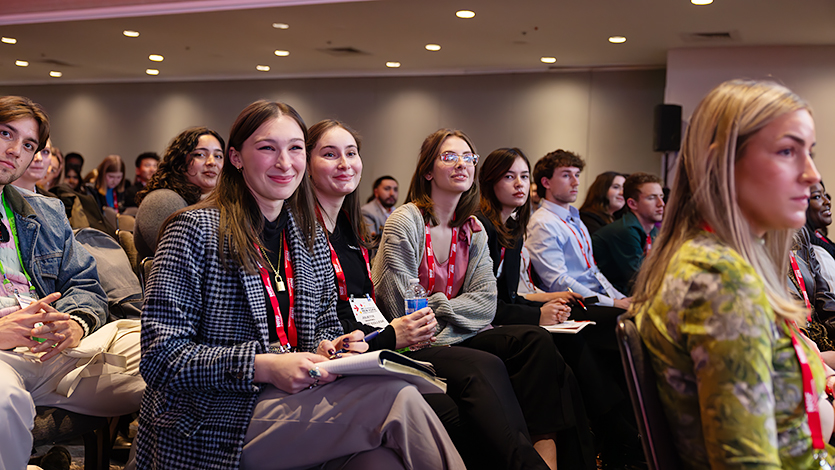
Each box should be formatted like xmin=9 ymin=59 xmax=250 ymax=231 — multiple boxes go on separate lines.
xmin=404 ymin=278 xmax=431 ymax=351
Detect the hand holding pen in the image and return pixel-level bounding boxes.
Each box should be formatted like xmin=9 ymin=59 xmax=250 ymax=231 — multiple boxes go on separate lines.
xmin=566 ymin=287 xmax=587 ymax=310
xmin=326 ymin=329 xmax=381 ymax=359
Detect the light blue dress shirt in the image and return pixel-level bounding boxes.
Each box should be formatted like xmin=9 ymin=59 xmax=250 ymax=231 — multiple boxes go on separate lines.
xmin=525 ymin=199 xmax=625 ymax=307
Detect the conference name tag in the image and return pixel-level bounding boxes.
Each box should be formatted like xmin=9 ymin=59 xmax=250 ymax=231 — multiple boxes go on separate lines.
xmin=349 ymin=297 xmax=390 ymax=330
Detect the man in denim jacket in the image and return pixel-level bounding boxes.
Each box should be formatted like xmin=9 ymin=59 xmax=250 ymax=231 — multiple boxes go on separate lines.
xmin=0 ymin=96 xmax=143 ymax=470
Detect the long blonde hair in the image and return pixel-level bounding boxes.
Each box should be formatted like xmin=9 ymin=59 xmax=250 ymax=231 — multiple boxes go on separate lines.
xmin=632 ymin=79 xmax=810 ymax=323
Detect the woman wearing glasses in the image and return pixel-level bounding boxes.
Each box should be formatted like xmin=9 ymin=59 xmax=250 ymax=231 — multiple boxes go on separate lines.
xmin=373 ymin=128 xmax=595 ymax=469
xmin=134 ymin=127 xmax=224 ymax=262
xmin=136 ymin=102 xmax=464 ymax=469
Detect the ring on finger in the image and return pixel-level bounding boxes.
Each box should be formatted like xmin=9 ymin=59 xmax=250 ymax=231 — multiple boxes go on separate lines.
xmin=308 ymin=366 xmax=322 ymax=379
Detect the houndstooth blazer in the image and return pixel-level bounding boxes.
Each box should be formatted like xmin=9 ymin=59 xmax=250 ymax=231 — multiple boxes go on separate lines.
xmin=136 ymin=207 xmax=342 ymax=469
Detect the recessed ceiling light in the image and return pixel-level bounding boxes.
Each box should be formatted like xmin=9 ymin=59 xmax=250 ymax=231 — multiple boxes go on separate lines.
xmin=123 ymin=30 xmax=140 ymax=38
xmin=386 ymin=61 xmax=401 ymax=68
xmin=49 ymin=71 xmax=62 ymax=78
xmin=274 ymin=50 xmax=290 ymax=57
xmin=15 ymin=60 xmax=28 ymax=67
xmin=691 ymin=0 xmax=713 ymax=4
xmin=425 ymin=44 xmax=441 ymax=51
xmin=1 ymin=37 xmax=17 ymax=45
xmin=272 ymin=23 xmax=290 ymax=29
xmin=456 ymin=10 xmax=475 ymax=19
xmin=256 ymin=65 xmax=270 ymax=72
xmin=149 ymin=54 xmax=164 ymax=62
xmin=608 ymin=36 xmax=627 ymax=44
xmin=145 ymin=69 xmax=159 ymax=75
xmin=540 ymin=57 xmax=557 ymax=64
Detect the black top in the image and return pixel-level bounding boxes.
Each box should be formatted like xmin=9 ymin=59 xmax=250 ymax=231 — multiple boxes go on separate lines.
xmin=579 ymin=210 xmax=608 ymax=236
xmin=329 ymin=211 xmax=397 ymax=350
xmin=474 ymin=211 xmax=543 ymax=325
xmin=260 ymin=209 xmax=291 ymax=344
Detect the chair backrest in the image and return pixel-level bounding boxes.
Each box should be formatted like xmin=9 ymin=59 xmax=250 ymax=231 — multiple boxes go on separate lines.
xmin=117 ymin=214 xmax=135 ymax=233
xmin=616 ymin=313 xmax=681 ymax=470
xmin=116 ymin=229 xmax=138 ymax=273
xmin=139 ymin=257 xmax=154 ymax=293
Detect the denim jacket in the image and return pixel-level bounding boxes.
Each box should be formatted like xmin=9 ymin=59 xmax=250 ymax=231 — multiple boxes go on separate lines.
xmin=4 ymin=185 xmax=107 ymax=335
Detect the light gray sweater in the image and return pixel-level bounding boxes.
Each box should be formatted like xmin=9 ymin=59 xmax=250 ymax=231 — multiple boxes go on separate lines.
xmin=134 ymin=189 xmax=188 ymax=262
xmin=371 ymin=203 xmax=497 ymax=346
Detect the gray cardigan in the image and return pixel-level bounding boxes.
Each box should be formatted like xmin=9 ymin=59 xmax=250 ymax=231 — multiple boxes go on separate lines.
xmin=134 ymin=189 xmax=188 ymax=262
xmin=371 ymin=203 xmax=497 ymax=346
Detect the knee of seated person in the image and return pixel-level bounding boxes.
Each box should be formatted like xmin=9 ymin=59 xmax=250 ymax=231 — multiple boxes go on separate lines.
xmin=0 ymin=381 xmax=35 ymax=421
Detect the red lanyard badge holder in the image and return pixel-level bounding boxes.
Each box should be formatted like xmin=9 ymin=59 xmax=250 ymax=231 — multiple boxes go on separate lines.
xmin=425 ymin=223 xmax=459 ymax=299
xmin=255 ymin=235 xmax=297 ymax=351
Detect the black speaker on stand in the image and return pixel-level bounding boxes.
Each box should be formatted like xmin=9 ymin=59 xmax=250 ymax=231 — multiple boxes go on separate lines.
xmin=653 ymin=104 xmax=682 ymax=187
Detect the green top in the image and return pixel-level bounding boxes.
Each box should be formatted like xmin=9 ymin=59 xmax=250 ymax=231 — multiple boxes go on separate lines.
xmin=635 ymin=232 xmax=834 ymax=469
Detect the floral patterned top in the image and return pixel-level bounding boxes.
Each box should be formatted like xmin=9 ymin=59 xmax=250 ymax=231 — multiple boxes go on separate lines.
xmin=635 ymin=232 xmax=834 ymax=469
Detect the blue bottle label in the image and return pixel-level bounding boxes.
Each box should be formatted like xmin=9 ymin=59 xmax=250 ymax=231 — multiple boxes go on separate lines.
xmin=404 ymin=298 xmax=428 ymax=315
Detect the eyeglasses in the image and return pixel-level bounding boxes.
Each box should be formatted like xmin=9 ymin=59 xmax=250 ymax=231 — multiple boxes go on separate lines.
xmin=439 ymin=152 xmax=479 ymax=165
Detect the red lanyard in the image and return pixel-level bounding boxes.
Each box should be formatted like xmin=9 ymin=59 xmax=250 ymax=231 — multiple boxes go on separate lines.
xmin=499 ymin=246 xmax=534 ymax=285
xmin=328 ymin=240 xmax=374 ymax=302
xmin=644 ymin=232 xmax=652 ymax=255
xmin=559 ymin=217 xmax=592 ymax=269
xmin=425 ymin=223 xmax=459 ymax=299
xmin=786 ymin=320 xmax=827 ymax=451
xmin=256 ymin=235 xmax=296 ymax=348
xmin=815 ymin=231 xmax=832 ymax=246
xmin=790 ymin=252 xmax=812 ymax=317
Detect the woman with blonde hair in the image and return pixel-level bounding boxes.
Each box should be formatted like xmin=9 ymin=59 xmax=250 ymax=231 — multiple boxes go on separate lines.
xmin=632 ymin=79 xmax=834 ymax=468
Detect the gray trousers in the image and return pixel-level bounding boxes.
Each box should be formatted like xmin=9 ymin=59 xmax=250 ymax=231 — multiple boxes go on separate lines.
xmin=242 ymin=376 xmax=465 ymax=470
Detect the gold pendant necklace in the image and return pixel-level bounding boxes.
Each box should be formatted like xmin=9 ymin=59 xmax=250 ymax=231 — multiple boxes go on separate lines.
xmin=260 ymin=232 xmax=286 ymax=292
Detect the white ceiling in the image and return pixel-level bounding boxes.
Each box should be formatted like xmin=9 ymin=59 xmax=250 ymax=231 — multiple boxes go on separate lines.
xmin=1 ymin=0 xmax=834 ymax=86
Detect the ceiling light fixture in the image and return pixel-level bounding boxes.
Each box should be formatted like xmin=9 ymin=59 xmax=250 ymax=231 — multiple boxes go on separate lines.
xmin=123 ymin=30 xmax=140 ymax=38
xmin=540 ymin=57 xmax=557 ymax=64
xmin=149 ymin=54 xmax=164 ymax=62
xmin=425 ymin=44 xmax=441 ymax=51
xmin=256 ymin=65 xmax=270 ymax=71
xmin=456 ymin=10 xmax=475 ymax=19
xmin=691 ymin=0 xmax=713 ymax=4
xmin=49 ymin=71 xmax=62 ymax=78
xmin=386 ymin=61 xmax=401 ymax=68
xmin=145 ymin=69 xmax=159 ymax=75
xmin=608 ymin=36 xmax=627 ymax=44
xmin=274 ymin=50 xmax=290 ymax=57
xmin=272 ymin=23 xmax=290 ymax=29
xmin=2 ymin=37 xmax=17 ymax=44
xmin=15 ymin=60 xmax=28 ymax=67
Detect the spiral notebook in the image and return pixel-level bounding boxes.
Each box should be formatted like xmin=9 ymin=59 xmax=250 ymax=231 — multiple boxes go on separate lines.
xmin=316 ymin=349 xmax=447 ymax=394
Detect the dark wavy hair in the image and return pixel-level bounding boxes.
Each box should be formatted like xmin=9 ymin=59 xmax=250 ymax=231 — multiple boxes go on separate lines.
xmin=478 ymin=148 xmax=531 ymax=248
xmin=196 ymin=100 xmax=317 ymax=274
xmin=578 ymin=171 xmax=626 ymax=224
xmin=407 ymin=128 xmax=480 ymax=228
xmin=136 ymin=127 xmax=225 ymax=206
xmin=307 ymin=119 xmax=372 ymax=249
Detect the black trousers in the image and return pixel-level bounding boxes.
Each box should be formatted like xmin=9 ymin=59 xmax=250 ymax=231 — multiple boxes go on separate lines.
xmin=458 ymin=325 xmax=597 ymax=470
xmin=409 ymin=345 xmax=549 ymax=470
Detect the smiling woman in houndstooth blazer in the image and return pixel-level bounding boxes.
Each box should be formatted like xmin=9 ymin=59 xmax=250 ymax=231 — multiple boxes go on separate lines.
xmin=134 ymin=101 xmax=464 ymax=470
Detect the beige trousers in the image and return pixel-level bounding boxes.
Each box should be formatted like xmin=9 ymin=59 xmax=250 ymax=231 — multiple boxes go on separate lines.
xmin=242 ymin=376 xmax=465 ymax=470
xmin=0 ymin=327 xmax=144 ymax=470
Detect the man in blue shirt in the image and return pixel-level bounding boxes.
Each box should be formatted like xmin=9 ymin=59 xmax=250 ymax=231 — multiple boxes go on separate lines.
xmin=526 ymin=149 xmax=630 ymax=309
xmin=592 ymin=172 xmax=664 ymax=295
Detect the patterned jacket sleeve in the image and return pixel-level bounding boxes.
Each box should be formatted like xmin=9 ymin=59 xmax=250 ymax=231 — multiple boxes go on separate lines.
xmin=140 ymin=211 xmax=260 ymax=394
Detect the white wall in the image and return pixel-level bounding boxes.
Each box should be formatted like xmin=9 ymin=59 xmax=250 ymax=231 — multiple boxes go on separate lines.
xmin=665 ymin=45 xmax=835 ymax=184
xmin=1 ymin=68 xmax=665 ymax=202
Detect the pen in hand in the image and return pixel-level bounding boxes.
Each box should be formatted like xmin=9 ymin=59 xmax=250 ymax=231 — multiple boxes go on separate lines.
xmin=331 ymin=329 xmax=381 ymax=358
xmin=567 ymin=287 xmax=587 ymax=310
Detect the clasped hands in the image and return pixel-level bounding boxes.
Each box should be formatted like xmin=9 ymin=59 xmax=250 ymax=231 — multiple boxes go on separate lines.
xmin=0 ymin=292 xmax=83 ymax=362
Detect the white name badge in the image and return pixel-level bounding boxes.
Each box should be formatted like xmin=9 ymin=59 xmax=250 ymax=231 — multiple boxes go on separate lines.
xmin=349 ymin=297 xmax=390 ymax=330
xmin=594 ymin=271 xmax=623 ymax=300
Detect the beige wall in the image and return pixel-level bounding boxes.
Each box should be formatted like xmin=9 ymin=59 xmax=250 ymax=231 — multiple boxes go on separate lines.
xmin=665 ymin=45 xmax=835 ymax=185
xmin=2 ymin=68 xmax=665 ymax=202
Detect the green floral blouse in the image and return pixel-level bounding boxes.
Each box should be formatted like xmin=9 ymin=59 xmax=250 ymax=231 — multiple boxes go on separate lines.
xmin=635 ymin=233 xmax=834 ymax=469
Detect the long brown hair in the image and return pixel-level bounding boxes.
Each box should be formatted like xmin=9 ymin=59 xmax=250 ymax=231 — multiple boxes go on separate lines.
xmin=197 ymin=100 xmax=317 ymax=274
xmin=307 ymin=119 xmax=372 ymax=249
xmin=478 ymin=147 xmax=531 ymax=248
xmin=137 ymin=127 xmax=225 ymax=206
xmin=578 ymin=171 xmax=626 ymax=223
xmin=631 ymin=79 xmax=810 ymax=323
xmin=407 ymin=128 xmax=480 ymax=228
xmin=94 ymin=155 xmax=126 ymax=193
